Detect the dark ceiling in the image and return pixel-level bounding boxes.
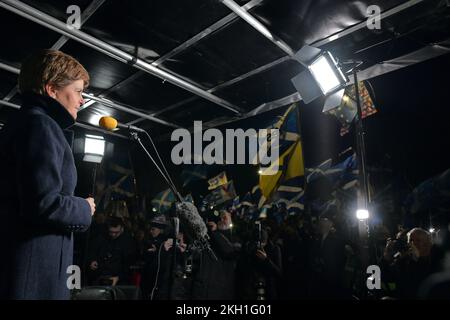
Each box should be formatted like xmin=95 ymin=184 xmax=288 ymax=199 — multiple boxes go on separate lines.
xmin=0 ymin=0 xmax=449 ymax=140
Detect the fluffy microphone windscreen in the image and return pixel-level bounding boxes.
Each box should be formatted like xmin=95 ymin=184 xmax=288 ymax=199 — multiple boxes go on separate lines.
xmin=99 ymin=116 xmax=118 ymax=130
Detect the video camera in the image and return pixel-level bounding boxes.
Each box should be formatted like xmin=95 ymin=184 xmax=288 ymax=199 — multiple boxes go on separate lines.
xmin=246 ymin=221 xmax=264 ymax=254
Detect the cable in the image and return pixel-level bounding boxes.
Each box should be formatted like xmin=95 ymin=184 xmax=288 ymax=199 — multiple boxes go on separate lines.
xmin=134 ymin=134 xmax=182 ymax=201
xmin=143 ymin=130 xmax=180 ymax=201
xmin=150 ymin=242 xmax=164 ymax=301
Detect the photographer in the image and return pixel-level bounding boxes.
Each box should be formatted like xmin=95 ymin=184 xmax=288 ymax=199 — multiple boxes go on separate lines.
xmin=381 ymin=228 xmax=438 ymax=299
xmin=236 ymin=223 xmax=282 ymax=300
xmin=190 ymin=211 xmax=238 ymax=300
xmin=87 ymin=217 xmax=136 ymax=286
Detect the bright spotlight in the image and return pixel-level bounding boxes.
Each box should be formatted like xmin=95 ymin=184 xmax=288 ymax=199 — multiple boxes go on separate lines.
xmin=83 ymin=134 xmax=105 ymax=163
xmin=356 ymin=209 xmax=369 ymax=220
xmin=291 ymin=46 xmax=348 ymax=104
xmin=309 ymin=54 xmax=343 ymax=94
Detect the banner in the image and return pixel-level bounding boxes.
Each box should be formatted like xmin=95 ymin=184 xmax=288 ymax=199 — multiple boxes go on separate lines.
xmin=207 ymin=171 xmax=228 ymax=190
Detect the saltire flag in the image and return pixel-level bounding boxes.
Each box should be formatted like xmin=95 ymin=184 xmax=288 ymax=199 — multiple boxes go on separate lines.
xmin=239 ymin=192 xmax=254 ymax=208
xmin=151 ymin=188 xmax=176 ymax=213
xmin=258 ymin=104 xmax=305 ymax=201
xmin=208 ymin=171 xmax=228 ymax=190
xmin=306 ymin=158 xmax=333 ymax=183
xmin=94 ymin=157 xmax=135 ymax=212
xmin=259 ymin=138 xmax=304 ymax=200
xmin=180 ymin=165 xmax=209 ymax=187
xmin=231 ymin=196 xmax=240 ymax=210
xmin=306 ymin=153 xmax=358 ymax=190
xmin=151 ymin=189 xmax=194 ymax=212
xmin=204 ymin=180 xmax=237 ymax=207
xmin=251 ymin=184 xmax=267 ymax=209
xmin=273 ymin=176 xmax=305 ymax=211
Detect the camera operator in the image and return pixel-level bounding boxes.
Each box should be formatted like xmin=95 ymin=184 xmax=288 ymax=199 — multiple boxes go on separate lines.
xmin=236 ymin=222 xmax=282 ymax=300
xmin=190 ymin=210 xmax=238 ymax=300
xmin=87 ymin=217 xmax=136 ymax=286
xmin=381 ymin=228 xmax=438 ymax=299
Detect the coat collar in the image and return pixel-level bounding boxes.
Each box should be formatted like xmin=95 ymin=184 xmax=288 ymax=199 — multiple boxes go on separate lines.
xmin=21 ymin=92 xmax=75 ymax=130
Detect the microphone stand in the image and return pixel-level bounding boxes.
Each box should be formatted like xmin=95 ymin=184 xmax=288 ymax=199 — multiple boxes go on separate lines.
xmin=128 ymin=130 xmax=182 ymax=300
xmin=82 ymin=162 xmax=98 ymax=287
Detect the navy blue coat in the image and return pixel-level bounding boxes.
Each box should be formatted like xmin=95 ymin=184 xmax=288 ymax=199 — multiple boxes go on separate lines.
xmin=0 ymin=93 xmax=92 ymax=299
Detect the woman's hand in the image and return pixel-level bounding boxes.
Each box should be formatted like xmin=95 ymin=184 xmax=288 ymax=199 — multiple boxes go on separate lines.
xmin=85 ymin=197 xmax=96 ymax=215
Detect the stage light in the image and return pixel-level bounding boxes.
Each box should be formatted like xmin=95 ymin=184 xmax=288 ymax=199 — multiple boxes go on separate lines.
xmin=429 ymin=228 xmax=435 ymax=233
xmin=356 ymin=209 xmax=369 ymax=220
xmin=309 ymin=53 xmax=344 ymax=94
xmin=291 ymin=46 xmax=348 ymax=104
xmin=83 ymin=134 xmax=105 ymax=163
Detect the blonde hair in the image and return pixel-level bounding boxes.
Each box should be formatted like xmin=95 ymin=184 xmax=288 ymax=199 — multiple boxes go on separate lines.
xmin=18 ymin=49 xmax=89 ymax=95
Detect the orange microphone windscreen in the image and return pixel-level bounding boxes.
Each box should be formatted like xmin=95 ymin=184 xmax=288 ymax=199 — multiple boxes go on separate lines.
xmin=99 ymin=116 xmax=118 ymax=130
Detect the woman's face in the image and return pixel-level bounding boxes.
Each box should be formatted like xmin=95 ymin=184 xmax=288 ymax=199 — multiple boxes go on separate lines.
xmin=46 ymin=79 xmax=85 ymax=120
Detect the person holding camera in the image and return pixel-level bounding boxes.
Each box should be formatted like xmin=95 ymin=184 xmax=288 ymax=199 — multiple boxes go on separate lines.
xmin=190 ymin=213 xmax=238 ymax=300
xmin=87 ymin=217 xmax=136 ymax=286
xmin=236 ymin=223 xmax=282 ymax=300
xmin=381 ymin=227 xmax=438 ymax=299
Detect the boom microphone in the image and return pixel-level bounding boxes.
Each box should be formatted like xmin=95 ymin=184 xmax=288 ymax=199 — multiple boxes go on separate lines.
xmin=176 ymin=201 xmax=217 ymax=260
xmin=99 ymin=116 xmax=146 ymax=133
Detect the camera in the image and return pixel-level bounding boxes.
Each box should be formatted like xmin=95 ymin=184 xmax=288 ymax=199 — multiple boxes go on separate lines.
xmin=204 ymin=209 xmax=221 ymax=224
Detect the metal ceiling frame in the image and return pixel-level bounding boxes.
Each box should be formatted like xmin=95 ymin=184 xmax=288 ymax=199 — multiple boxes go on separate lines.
xmin=219 ymin=0 xmax=294 ymax=56
xmin=0 ymin=0 xmax=242 ymax=115
xmin=201 ymin=38 xmax=450 ymax=130
xmin=2 ymin=0 xmax=107 ymax=102
xmin=0 ymin=61 xmax=180 ymax=128
xmin=92 ymin=0 xmax=264 ymax=125
xmin=0 ymin=0 xmax=428 ymax=132
xmin=127 ymin=0 xmax=426 ymax=127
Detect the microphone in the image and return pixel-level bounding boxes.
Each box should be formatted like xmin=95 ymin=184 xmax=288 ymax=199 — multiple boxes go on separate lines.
xmin=176 ymin=201 xmax=217 ymax=260
xmin=99 ymin=116 xmax=146 ymax=133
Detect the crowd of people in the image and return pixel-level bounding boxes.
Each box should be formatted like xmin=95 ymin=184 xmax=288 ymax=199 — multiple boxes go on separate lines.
xmin=75 ymin=200 xmax=450 ymax=300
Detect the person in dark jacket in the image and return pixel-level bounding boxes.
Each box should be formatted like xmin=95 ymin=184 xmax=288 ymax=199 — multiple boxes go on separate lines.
xmin=0 ymin=49 xmax=95 ymax=299
xmin=307 ymin=209 xmax=348 ymax=299
xmin=191 ymin=219 xmax=238 ymax=300
xmin=87 ymin=217 xmax=136 ymax=286
xmin=140 ymin=215 xmax=169 ymax=299
xmin=236 ymin=226 xmax=282 ymax=300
